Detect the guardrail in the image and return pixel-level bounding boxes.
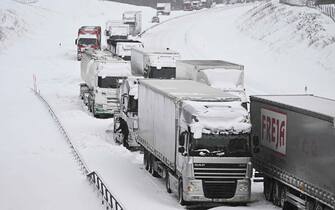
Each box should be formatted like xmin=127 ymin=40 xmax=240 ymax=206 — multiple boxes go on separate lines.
xmin=280 ymin=0 xmax=335 ymax=22
xmin=32 ymin=88 xmax=125 ymax=210
xmin=87 ymin=172 xmax=124 ymax=210
xmin=314 ymin=3 xmax=335 ymax=21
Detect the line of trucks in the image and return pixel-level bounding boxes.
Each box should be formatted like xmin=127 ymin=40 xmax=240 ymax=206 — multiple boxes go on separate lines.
xmin=75 ymin=13 xmax=335 ymax=210
xmin=75 ymin=11 xmax=142 ymax=61
xmin=183 ymin=0 xmax=214 ymax=10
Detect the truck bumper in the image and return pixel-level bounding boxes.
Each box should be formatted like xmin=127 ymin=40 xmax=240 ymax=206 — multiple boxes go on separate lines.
xmin=183 ymin=178 xmax=251 ymax=203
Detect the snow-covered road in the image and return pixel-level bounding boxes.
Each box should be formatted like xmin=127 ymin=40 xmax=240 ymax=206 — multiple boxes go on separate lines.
xmin=1 ymin=0 xmax=334 ymax=209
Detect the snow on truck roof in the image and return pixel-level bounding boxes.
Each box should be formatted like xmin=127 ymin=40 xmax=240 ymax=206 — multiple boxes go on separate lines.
xmin=184 ymin=100 xmax=251 ymax=135
xmin=179 ymin=60 xmax=244 ymax=70
xmin=140 ymin=79 xmax=240 ymax=101
xmin=251 ymin=95 xmax=335 ymax=119
xmin=132 ymin=47 xmax=179 ymax=55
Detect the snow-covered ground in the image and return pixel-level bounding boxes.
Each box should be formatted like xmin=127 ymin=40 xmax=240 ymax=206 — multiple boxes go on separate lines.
xmin=0 ymin=0 xmax=334 ymax=209
xmin=143 ymin=1 xmax=335 ymax=98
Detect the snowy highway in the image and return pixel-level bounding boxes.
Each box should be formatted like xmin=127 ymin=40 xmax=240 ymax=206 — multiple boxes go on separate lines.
xmin=1 ymin=0 xmax=334 ymax=209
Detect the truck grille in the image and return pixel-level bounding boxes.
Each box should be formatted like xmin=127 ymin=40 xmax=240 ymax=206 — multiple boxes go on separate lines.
xmin=194 ymin=163 xmax=247 ymax=199
xmin=202 ymin=181 xmax=237 ymax=199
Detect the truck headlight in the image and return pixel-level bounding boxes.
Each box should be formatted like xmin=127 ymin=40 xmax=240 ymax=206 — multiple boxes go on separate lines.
xmin=187 ymin=181 xmax=199 ymax=192
xmin=238 ymin=180 xmax=250 ymax=192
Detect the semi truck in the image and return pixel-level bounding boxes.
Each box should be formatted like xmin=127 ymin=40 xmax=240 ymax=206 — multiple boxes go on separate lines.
xmin=75 ymin=26 xmax=101 ymax=61
xmin=107 ymin=39 xmax=143 ymax=61
xmin=176 ymin=60 xmax=248 ymax=107
xmin=250 ymin=94 xmax=335 ymax=210
xmin=80 ymin=49 xmax=131 ymax=117
xmin=156 ymin=3 xmax=171 ymax=15
xmin=131 ymin=47 xmax=180 ymax=79
xmin=183 ymin=1 xmax=193 ymax=10
xmin=113 ymin=76 xmax=143 ymax=149
xmin=113 ymin=47 xmax=179 ymax=149
xmin=105 ymin=21 xmax=129 ymax=40
xmin=122 ymin=11 xmax=142 ymax=36
xmin=191 ymin=0 xmax=202 ymax=9
xmin=138 ymin=79 xmax=253 ymax=205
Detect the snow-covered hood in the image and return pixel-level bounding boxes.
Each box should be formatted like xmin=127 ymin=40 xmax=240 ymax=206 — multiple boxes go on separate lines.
xmin=182 ymin=100 xmax=251 ymax=138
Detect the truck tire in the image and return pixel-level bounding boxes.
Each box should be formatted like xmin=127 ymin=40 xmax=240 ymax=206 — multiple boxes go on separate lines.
xmin=178 ymin=179 xmax=186 ymax=205
xmin=264 ymin=177 xmax=273 ymax=201
xmin=165 ymin=171 xmax=172 ymax=193
xmin=315 ymin=202 xmax=324 ymax=210
xmin=306 ymin=198 xmax=315 ymax=210
xmin=143 ymin=150 xmax=149 ymax=171
xmin=280 ymin=185 xmax=286 ymax=207
xmin=272 ymin=181 xmax=281 ymax=206
xmin=283 ymin=201 xmax=296 ymax=210
xmin=93 ymin=105 xmax=98 ymax=118
xmin=149 ymin=154 xmax=160 ymax=177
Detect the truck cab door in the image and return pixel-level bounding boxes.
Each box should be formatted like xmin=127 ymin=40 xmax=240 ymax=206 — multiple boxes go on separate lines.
xmin=176 ymin=131 xmax=188 ymax=173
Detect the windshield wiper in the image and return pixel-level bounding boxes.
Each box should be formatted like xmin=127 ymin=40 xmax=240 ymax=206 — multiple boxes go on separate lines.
xmin=193 ymin=149 xmax=210 ymax=156
xmin=211 ymin=150 xmax=226 ymax=156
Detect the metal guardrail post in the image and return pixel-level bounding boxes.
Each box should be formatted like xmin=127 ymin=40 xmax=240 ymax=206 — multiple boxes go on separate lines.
xmin=32 ymin=89 xmax=125 ymax=210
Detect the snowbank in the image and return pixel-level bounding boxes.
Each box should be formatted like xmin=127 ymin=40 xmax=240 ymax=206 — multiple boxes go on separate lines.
xmin=0 ymin=8 xmax=26 ymax=49
xmin=238 ymin=1 xmax=335 ymax=71
xmin=239 ymin=1 xmax=335 ymax=48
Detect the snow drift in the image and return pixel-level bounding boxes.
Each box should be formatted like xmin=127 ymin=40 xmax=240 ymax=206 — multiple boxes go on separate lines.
xmin=0 ymin=9 xmax=26 ymax=49
xmin=238 ymin=1 xmax=335 ymax=71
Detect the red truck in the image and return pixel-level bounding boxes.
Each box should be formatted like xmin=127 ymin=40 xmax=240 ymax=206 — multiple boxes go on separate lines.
xmin=75 ymin=26 xmax=101 ymax=61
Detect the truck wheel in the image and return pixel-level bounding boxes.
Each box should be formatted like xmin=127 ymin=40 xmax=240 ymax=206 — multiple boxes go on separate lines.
xmin=264 ymin=177 xmax=273 ymax=201
xmin=165 ymin=171 xmax=172 ymax=193
xmin=306 ymin=198 xmax=315 ymax=210
xmin=149 ymin=155 xmax=160 ymax=177
xmin=178 ymin=179 xmax=186 ymax=205
xmin=315 ymin=202 xmax=324 ymax=210
xmin=143 ymin=150 xmax=149 ymax=171
xmin=283 ymin=201 xmax=296 ymax=210
xmin=280 ymin=185 xmax=286 ymax=207
xmin=272 ymin=181 xmax=281 ymax=206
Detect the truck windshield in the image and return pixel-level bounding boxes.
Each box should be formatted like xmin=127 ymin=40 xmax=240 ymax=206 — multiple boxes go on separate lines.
xmin=98 ymin=77 xmax=124 ymax=88
xmin=189 ymin=134 xmax=250 ymax=157
xmin=78 ymin=38 xmax=97 ymax=45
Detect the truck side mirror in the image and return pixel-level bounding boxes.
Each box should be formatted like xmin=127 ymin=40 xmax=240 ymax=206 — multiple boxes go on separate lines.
xmin=75 ymin=39 xmax=78 ymax=45
xmin=179 ymin=131 xmax=187 ymax=146
xmin=253 ymin=136 xmax=259 ymax=146
xmin=178 ymin=147 xmax=185 ymax=154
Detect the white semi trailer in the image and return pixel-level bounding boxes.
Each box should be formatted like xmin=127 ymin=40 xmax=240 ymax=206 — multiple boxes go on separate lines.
xmin=122 ymin=11 xmax=142 ymax=36
xmin=176 ymin=60 xmax=248 ymax=107
xmin=80 ymin=49 xmax=131 ymax=117
xmin=156 ymin=3 xmax=171 ymax=15
xmin=131 ymin=47 xmax=180 ymax=79
xmin=107 ymin=39 xmax=143 ymax=61
xmin=138 ymin=79 xmax=252 ymax=205
xmin=105 ymin=20 xmax=129 ymax=40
